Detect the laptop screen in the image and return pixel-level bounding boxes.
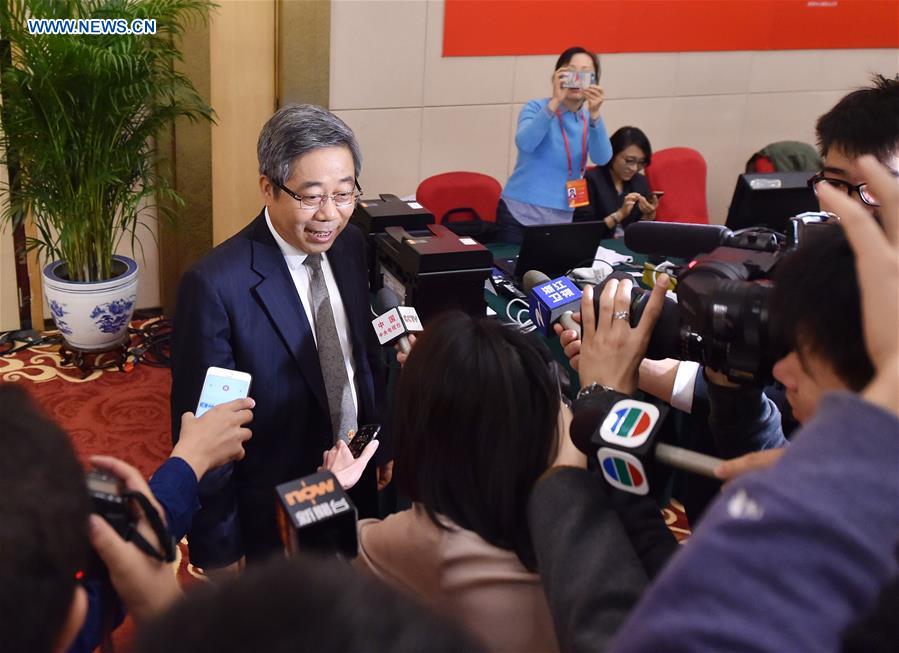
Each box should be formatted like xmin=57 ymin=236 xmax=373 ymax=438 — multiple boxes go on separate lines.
xmin=502 ymin=221 xmax=607 ymax=280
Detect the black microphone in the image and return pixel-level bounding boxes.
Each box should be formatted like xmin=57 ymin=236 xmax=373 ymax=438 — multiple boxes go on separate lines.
xmin=276 ymin=471 xmax=358 ymax=559
xmin=570 ymin=394 xmax=722 ymax=494
xmin=522 ymin=270 xmax=581 ymax=337
xmin=625 ymin=222 xmax=733 ymax=259
xmin=371 ymin=287 xmax=422 ymax=354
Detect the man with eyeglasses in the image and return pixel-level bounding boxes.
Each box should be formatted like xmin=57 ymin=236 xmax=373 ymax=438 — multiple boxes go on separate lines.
xmin=170 ymin=104 xmax=391 ymax=573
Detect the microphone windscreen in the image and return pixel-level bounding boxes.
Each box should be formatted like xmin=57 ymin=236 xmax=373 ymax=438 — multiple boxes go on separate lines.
xmin=373 ymin=287 xmax=401 ymax=314
xmin=625 ymin=222 xmax=731 ymax=260
xmin=522 ymin=270 xmax=552 ymax=293
xmin=569 ymin=402 xmax=606 ymax=456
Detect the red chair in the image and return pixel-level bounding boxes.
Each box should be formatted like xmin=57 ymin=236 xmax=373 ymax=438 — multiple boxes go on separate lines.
xmin=415 ymin=172 xmax=502 ymax=238
xmin=644 ymin=147 xmax=709 ymax=224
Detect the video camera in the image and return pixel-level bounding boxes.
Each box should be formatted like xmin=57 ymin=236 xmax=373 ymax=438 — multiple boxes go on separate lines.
xmin=620 ymin=212 xmax=837 ymax=384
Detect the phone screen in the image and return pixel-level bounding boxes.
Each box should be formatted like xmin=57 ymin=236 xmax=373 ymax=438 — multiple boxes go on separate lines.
xmin=197 ymin=371 xmax=251 ymax=417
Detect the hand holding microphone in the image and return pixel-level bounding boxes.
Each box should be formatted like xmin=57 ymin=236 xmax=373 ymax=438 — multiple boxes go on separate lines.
xmin=371 ymin=287 xmax=422 ymax=361
xmin=522 ymin=270 xmax=582 ymax=337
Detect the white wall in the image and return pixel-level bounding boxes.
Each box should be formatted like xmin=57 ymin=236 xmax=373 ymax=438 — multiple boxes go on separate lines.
xmin=330 ymin=0 xmax=899 ymax=223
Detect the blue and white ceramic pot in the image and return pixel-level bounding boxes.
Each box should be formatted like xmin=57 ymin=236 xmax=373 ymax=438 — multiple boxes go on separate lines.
xmin=42 ymin=255 xmax=139 ymax=351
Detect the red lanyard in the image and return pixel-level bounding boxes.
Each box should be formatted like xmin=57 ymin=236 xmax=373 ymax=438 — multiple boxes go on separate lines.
xmin=557 ymin=109 xmax=588 ymax=180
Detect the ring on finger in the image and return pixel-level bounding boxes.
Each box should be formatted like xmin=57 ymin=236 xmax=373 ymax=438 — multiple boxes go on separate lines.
xmin=613 ymin=310 xmax=630 ymax=321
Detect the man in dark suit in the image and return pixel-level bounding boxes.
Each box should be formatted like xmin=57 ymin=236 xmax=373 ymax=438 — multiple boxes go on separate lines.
xmin=170 ymin=104 xmax=391 ymax=570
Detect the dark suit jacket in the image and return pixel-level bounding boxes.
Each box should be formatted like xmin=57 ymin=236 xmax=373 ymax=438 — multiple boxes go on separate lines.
xmin=170 ymin=212 xmax=386 ymax=567
xmin=573 ymin=166 xmax=652 ymax=234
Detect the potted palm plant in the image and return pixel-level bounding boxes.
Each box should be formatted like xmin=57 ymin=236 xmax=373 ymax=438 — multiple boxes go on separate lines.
xmin=0 ymin=0 xmax=214 ymax=350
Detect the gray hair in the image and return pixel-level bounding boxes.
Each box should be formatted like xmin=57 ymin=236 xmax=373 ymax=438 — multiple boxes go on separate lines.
xmin=257 ymin=104 xmax=362 ymax=189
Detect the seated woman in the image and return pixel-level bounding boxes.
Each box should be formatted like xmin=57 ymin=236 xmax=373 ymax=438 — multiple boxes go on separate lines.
xmin=498 ymin=46 xmax=612 ymax=244
xmin=574 ymin=126 xmax=659 ymax=238
xmin=335 ymin=312 xmax=582 ymax=652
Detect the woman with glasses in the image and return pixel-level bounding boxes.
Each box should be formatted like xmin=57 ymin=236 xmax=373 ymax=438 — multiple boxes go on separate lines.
xmin=575 ymin=126 xmax=659 ymax=238
xmin=496 ymin=46 xmax=612 ymax=244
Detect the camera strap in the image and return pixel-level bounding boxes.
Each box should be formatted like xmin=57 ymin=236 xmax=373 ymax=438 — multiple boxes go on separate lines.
xmin=122 ymin=491 xmax=177 ymax=563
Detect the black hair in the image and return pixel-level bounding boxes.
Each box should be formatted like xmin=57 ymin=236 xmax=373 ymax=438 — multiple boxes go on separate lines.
xmin=609 ymin=126 xmax=653 ymax=167
xmin=134 ymin=555 xmax=483 ymax=653
xmin=771 ymin=225 xmax=874 ymax=391
xmin=816 ymin=74 xmax=899 ymax=165
xmin=555 ymin=46 xmax=601 ymax=80
xmin=0 ymin=383 xmax=90 ymax=653
xmin=392 ymin=312 xmax=560 ymax=571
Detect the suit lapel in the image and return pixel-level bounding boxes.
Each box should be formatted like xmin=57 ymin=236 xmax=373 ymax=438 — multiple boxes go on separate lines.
xmin=248 ymin=213 xmax=329 ymax=415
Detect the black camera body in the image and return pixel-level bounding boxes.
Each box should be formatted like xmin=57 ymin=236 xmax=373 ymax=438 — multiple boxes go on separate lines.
xmin=623 ymin=213 xmax=835 ymax=384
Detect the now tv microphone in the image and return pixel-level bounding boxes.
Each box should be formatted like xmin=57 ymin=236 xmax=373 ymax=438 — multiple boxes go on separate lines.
xmin=523 ymin=270 xmax=582 ymax=338
xmin=571 ymin=391 xmax=722 ymax=495
xmin=371 ymin=287 xmax=423 ymax=354
xmin=276 ymin=471 xmax=358 ymax=559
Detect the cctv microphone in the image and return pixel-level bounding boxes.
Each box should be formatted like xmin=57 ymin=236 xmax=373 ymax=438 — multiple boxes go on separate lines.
xmin=276 ymin=470 xmax=358 ymax=559
xmin=570 ymin=391 xmax=722 ymax=495
xmin=625 ymin=222 xmax=734 ymax=260
xmin=371 ymin=287 xmax=423 ymax=354
xmin=523 ymin=270 xmax=582 ymax=338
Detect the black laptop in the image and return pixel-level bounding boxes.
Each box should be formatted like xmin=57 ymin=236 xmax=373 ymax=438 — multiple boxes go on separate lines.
xmin=495 ymin=221 xmax=607 ymax=282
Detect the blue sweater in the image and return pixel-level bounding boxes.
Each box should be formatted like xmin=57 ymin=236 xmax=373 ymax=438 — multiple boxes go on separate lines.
xmin=613 ymin=391 xmax=899 ymax=652
xmin=502 ymin=99 xmax=612 ymax=211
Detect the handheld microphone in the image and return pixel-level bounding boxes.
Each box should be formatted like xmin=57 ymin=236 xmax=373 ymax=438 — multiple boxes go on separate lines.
xmin=276 ymin=471 xmax=358 ymax=559
xmin=625 ymin=222 xmax=734 ymax=260
xmin=371 ymin=287 xmax=423 ymax=354
xmin=570 ymin=393 xmax=722 ymax=495
xmin=522 ymin=270 xmax=582 ymax=337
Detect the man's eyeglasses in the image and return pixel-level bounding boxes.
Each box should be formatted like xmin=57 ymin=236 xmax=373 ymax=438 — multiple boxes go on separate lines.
xmin=621 ymin=156 xmax=647 ymax=169
xmin=273 ymin=179 xmax=363 ymax=210
xmin=807 ymin=172 xmax=886 ymax=207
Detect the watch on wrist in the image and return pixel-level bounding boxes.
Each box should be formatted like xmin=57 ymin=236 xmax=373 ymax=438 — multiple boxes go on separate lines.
xmin=576 ymin=382 xmax=617 ymax=401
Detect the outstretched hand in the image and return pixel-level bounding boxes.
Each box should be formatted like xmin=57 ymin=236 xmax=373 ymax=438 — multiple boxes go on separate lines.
xmin=577 ymin=274 xmax=669 ymax=395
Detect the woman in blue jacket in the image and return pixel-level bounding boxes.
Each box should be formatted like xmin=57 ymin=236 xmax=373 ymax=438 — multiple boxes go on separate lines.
xmin=498 ymin=46 xmax=612 ymax=243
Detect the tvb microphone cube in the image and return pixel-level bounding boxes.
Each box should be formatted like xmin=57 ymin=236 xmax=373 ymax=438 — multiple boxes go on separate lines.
xmin=371 ymin=306 xmax=423 ymax=347
xmin=276 ymin=471 xmax=358 ymax=559
xmin=528 ymin=276 xmax=582 ymax=336
xmin=592 ymin=398 xmax=666 ymax=496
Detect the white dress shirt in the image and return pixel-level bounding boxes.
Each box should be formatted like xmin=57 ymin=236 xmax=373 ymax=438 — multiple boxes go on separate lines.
xmin=265 ymin=209 xmax=359 ymax=416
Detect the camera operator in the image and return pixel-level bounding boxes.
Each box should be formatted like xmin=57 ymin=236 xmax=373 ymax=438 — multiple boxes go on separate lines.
xmin=0 ymin=384 xmax=253 ymax=653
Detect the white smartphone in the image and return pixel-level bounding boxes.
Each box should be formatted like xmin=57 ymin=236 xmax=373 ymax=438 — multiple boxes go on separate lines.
xmin=196 ymin=366 xmax=252 ymax=417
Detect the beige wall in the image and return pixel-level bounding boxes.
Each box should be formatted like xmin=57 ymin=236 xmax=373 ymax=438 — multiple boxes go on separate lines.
xmin=210 ymin=0 xmax=276 ymax=245
xmin=330 ymin=0 xmax=899 ymax=224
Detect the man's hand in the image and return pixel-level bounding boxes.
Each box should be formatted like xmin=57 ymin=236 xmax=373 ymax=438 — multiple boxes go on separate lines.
xmin=87 ymin=455 xmax=182 ymax=623
xmin=553 ymin=312 xmax=582 ymax=370
xmin=578 ymin=275 xmax=669 ymax=394
xmin=377 ymin=460 xmax=394 ymax=491
xmin=171 ymin=397 xmax=254 ymax=481
xmin=319 ymin=439 xmax=380 ymax=490
xmin=817 ymin=155 xmax=899 ymax=416
xmin=714 ymin=448 xmax=786 ymax=481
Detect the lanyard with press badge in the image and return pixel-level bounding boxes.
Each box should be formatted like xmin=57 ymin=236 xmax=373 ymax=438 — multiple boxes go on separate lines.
xmin=557 ymin=109 xmax=590 ymax=208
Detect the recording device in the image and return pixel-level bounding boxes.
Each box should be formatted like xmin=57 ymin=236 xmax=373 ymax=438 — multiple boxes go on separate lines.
xmin=276 ymin=471 xmax=358 ymax=559
xmin=561 ymin=70 xmax=596 ymax=89
xmin=371 ymin=287 xmax=423 ymax=354
xmin=348 ymin=423 xmax=380 ymax=458
xmin=618 ymin=213 xmax=835 ymax=383
xmin=523 ymin=270 xmax=581 ymax=337
xmin=196 ymin=366 xmax=252 ymax=417
xmin=85 ymin=469 xmax=176 ymax=579
xmin=570 ymin=392 xmax=722 ymax=495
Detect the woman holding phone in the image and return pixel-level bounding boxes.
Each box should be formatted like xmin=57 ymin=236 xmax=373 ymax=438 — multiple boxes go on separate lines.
xmin=497 ymin=46 xmax=612 ymax=244
xmin=574 ymin=126 xmax=660 ymax=238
